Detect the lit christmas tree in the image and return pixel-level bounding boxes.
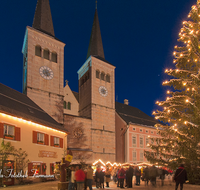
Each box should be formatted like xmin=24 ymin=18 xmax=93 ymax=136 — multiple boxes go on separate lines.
xmin=145 ymin=0 xmax=200 ymax=183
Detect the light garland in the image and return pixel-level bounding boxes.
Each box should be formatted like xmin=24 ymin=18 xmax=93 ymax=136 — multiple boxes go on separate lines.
xmin=0 ymin=112 xmax=66 ymax=134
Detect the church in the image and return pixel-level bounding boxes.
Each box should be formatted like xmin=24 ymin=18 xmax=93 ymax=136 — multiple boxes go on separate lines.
xmin=0 ymin=0 xmax=160 ymax=167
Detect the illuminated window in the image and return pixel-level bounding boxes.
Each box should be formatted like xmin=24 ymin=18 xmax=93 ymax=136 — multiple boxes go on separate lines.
xmin=51 ymin=52 xmax=57 ymax=63
xmin=54 ymin=137 xmax=60 ymax=146
xmin=101 ymin=72 xmax=105 ymax=81
xmin=96 ymin=70 xmax=100 ymax=78
xmin=43 ymin=49 xmax=50 ymax=60
xmin=4 ymin=124 xmax=14 ymax=137
xmin=35 ymin=45 xmax=41 ymax=57
xmin=106 ymin=74 xmax=110 ymax=83
xmin=146 ymin=137 xmax=149 ymax=146
xmin=140 ymin=137 xmax=143 ymax=148
xmin=132 ymin=151 xmax=137 ymax=161
xmin=37 ymin=133 xmax=44 ymax=144
xmin=132 ymin=136 xmax=136 ymax=147
xmin=140 ymin=152 xmax=144 ymax=161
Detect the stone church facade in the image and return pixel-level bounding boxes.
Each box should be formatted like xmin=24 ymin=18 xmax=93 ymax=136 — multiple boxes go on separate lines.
xmin=22 ymin=0 xmax=159 ymax=164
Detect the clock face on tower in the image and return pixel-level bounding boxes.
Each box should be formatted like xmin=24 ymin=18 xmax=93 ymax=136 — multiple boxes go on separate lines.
xmin=39 ymin=66 xmax=54 ymax=80
xmin=99 ymin=86 xmax=108 ymax=97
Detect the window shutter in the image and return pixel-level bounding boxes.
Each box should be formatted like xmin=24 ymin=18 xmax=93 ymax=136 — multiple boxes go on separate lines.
xmin=50 ymin=163 xmax=54 ymax=175
xmin=60 ymin=138 xmax=63 ymax=148
xmin=33 ymin=131 xmax=37 ymax=143
xmin=44 ymin=134 xmax=49 ymax=145
xmin=50 ymin=136 xmax=54 ymax=146
xmin=15 ymin=127 xmax=21 ymax=141
xmin=28 ymin=163 xmax=34 ymax=176
xmin=41 ymin=163 xmax=46 ymax=175
xmin=0 ymin=123 xmax=4 ymax=138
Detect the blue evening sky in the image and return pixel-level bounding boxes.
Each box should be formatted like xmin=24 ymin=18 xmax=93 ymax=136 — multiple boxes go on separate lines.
xmin=0 ymin=0 xmax=196 ymax=116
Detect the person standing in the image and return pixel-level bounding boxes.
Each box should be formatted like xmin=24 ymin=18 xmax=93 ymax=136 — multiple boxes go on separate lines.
xmin=105 ymin=167 xmax=111 ymax=187
xmin=95 ymin=167 xmax=101 ymax=188
xmin=135 ymin=166 xmax=141 ymax=186
xmin=149 ymin=165 xmax=158 ymax=187
xmin=99 ymin=169 xmax=105 ymax=188
xmin=87 ymin=166 xmax=93 ymax=190
xmin=75 ymin=165 xmax=86 ymax=190
xmin=174 ymin=164 xmax=188 ymax=190
xmin=118 ymin=167 xmax=126 ymax=188
xmin=126 ymin=166 xmax=134 ymax=188
xmin=143 ymin=166 xmax=150 ymax=186
xmin=68 ymin=166 xmax=75 ymax=190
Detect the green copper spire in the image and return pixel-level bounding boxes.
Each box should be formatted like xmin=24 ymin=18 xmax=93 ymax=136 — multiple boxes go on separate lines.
xmin=32 ymin=0 xmax=55 ymax=36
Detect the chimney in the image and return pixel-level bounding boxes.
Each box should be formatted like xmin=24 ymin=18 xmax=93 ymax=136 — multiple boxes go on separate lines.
xmin=124 ymin=99 xmax=129 ymax=105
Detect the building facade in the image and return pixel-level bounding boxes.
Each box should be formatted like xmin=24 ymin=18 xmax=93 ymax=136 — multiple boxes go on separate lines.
xmin=0 ymin=0 xmax=161 ymax=166
xmin=0 ymin=83 xmax=68 ymax=185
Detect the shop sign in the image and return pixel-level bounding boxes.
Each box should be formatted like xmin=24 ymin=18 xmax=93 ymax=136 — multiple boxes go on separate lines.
xmin=38 ymin=150 xmax=57 ymax=158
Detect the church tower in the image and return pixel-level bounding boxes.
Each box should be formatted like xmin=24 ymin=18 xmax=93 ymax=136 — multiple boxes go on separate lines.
xmin=22 ymin=0 xmax=65 ymax=124
xmin=78 ymin=5 xmax=116 ymax=162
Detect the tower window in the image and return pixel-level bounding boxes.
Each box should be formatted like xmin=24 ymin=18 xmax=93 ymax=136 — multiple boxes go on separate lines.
xmin=35 ymin=45 xmax=41 ymax=57
xmin=106 ymin=74 xmax=110 ymax=83
xmin=96 ymin=70 xmax=100 ymax=79
xmin=101 ymin=72 xmax=105 ymax=81
xmin=51 ymin=52 xmax=57 ymax=63
xmin=43 ymin=49 xmax=50 ymax=60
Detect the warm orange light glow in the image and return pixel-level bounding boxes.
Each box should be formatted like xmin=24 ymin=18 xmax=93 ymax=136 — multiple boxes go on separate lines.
xmin=0 ymin=112 xmax=66 ymax=134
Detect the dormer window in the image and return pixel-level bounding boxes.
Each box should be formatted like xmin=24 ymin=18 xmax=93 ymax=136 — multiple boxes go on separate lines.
xmin=35 ymin=45 xmax=42 ymax=57
xmin=51 ymin=52 xmax=57 ymax=63
xmin=101 ymin=72 xmax=105 ymax=81
xmin=43 ymin=49 xmax=50 ymax=60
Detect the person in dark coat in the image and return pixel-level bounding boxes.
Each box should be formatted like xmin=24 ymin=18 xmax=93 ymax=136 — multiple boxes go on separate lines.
xmin=149 ymin=165 xmax=158 ymax=187
xmin=143 ymin=166 xmax=150 ymax=186
xmin=99 ymin=169 xmax=105 ymax=188
xmin=95 ymin=167 xmax=101 ymax=188
xmin=135 ymin=166 xmax=141 ymax=186
xmin=174 ymin=164 xmax=188 ymax=190
xmin=126 ymin=166 xmax=134 ymax=188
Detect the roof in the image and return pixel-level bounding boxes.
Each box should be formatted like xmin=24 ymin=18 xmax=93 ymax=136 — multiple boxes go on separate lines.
xmin=32 ymin=0 xmax=55 ymax=37
xmin=72 ymin=91 xmax=79 ymax=102
xmin=92 ymin=55 xmax=115 ymax=67
xmin=115 ymin=102 xmax=159 ymax=127
xmin=0 ymin=83 xmax=67 ymax=133
xmin=86 ymin=9 xmax=105 ymax=59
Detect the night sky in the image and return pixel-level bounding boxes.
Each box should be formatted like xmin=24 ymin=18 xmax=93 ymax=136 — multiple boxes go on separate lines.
xmin=0 ymin=0 xmax=197 ymax=117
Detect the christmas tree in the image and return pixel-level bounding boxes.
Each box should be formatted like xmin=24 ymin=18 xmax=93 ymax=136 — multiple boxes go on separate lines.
xmin=145 ymin=0 xmax=200 ymax=184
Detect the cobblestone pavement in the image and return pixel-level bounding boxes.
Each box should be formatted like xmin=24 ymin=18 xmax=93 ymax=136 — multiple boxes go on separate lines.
xmin=1 ymin=180 xmax=199 ymax=190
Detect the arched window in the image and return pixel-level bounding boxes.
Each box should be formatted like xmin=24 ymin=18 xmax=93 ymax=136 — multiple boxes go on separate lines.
xmin=101 ymin=72 xmax=105 ymax=81
xmin=67 ymin=102 xmax=71 ymax=110
xmin=43 ymin=49 xmax=50 ymax=60
xmin=63 ymin=101 xmax=66 ymax=109
xmin=106 ymin=74 xmax=110 ymax=83
xmin=51 ymin=52 xmax=57 ymax=63
xmin=96 ymin=70 xmax=100 ymax=79
xmin=35 ymin=45 xmax=41 ymax=57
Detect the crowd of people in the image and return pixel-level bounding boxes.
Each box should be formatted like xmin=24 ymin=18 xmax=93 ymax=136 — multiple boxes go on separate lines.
xmin=67 ymin=164 xmax=188 ymax=190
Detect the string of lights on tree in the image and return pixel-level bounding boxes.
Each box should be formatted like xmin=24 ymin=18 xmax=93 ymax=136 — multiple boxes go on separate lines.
xmin=145 ymin=0 xmax=200 ymax=183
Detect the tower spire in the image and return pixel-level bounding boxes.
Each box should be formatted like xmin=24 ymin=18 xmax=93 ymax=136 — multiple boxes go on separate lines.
xmin=32 ymin=0 xmax=55 ymax=37
xmin=86 ymin=6 xmax=105 ymax=59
